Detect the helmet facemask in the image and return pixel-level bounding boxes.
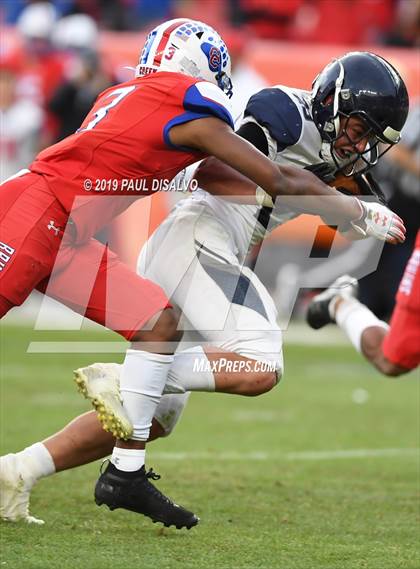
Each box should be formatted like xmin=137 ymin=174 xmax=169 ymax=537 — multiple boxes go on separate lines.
xmin=312 ymin=54 xmax=407 ymax=176
xmin=215 ymin=70 xmax=233 ymax=99
xmin=322 ymin=110 xmax=394 ymax=176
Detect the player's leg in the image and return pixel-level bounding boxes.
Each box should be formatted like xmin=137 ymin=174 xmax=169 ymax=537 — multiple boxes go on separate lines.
xmin=306 ymin=275 xmax=416 ymax=376
xmin=0 ymin=393 xmax=190 ymax=524
xmin=6 ymin=202 xmax=282 ymax=523
xmin=138 ymin=200 xmax=282 ymax=396
xmin=0 ymin=171 xmax=68 ymax=318
xmin=33 ymin=203 xmax=279 ymax=525
xmin=358 ymin=325 xmax=409 ymax=376
xmin=44 ymin=243 xmax=196 ymax=528
xmin=62 ymin=204 xmax=282 ymax=523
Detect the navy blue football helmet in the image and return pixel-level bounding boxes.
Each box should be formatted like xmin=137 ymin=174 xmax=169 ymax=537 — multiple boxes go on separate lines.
xmin=311 ymin=51 xmax=409 ymax=174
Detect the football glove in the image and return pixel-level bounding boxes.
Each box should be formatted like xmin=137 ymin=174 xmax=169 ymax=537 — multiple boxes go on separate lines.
xmin=350 ymin=200 xmax=406 ymax=244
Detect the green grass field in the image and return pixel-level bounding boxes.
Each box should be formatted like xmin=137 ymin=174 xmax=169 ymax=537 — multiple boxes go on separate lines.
xmin=0 ymin=325 xmax=419 ymax=569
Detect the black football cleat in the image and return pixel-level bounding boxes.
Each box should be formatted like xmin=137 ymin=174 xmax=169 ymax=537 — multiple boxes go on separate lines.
xmin=306 ymin=275 xmax=358 ymax=330
xmin=94 ymin=461 xmax=199 ymax=530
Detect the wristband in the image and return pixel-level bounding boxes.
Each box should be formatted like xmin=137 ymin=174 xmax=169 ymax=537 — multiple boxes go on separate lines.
xmin=256 ymin=186 xmax=274 ymax=208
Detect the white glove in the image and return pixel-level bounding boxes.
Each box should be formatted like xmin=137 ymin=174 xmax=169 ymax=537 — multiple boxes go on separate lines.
xmin=350 ymin=199 xmax=406 ymax=244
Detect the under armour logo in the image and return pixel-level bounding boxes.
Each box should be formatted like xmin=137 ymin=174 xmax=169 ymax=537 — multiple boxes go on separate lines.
xmin=47 ymin=220 xmax=61 ymax=236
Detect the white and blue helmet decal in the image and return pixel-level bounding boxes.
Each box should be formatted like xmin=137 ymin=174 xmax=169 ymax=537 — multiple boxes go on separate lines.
xmin=135 ymin=18 xmax=233 ymax=98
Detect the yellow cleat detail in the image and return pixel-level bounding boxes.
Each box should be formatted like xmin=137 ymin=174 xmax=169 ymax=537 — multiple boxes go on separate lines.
xmin=73 ymin=363 xmax=133 ymax=440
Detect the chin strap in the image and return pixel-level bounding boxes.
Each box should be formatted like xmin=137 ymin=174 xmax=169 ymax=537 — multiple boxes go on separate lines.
xmin=319 ymin=140 xmax=336 ymax=166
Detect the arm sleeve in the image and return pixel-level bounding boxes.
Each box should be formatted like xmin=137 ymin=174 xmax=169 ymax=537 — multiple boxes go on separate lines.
xmin=235 ymin=122 xmax=269 ymax=156
xmin=243 ymin=87 xmax=303 ymax=152
xmin=163 ymin=81 xmax=234 ymax=149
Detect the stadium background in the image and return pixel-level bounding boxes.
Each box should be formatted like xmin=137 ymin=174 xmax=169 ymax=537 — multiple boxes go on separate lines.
xmin=0 ymin=3 xmax=419 ymax=568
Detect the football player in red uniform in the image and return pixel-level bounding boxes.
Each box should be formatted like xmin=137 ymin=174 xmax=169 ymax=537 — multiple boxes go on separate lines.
xmin=307 ymin=230 xmax=420 ymax=375
xmin=0 ymin=19 xmax=407 ymax=529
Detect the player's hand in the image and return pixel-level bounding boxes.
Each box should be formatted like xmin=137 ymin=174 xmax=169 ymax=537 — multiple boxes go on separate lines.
xmin=350 ymin=200 xmax=406 ymax=244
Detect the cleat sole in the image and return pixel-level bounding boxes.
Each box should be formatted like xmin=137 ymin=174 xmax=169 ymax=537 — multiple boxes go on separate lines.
xmin=151 ymin=516 xmax=199 ymax=530
xmin=74 ymin=368 xmax=133 ymax=440
xmin=94 ymin=462 xmax=199 ymax=530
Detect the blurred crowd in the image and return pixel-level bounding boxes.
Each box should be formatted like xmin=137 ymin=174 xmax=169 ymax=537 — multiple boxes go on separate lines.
xmin=0 ymin=1 xmax=419 ymax=320
xmin=1 ymin=0 xmax=420 ymax=44
xmin=1 ymin=1 xmax=418 ymax=176
xmin=1 ymin=3 xmax=115 ymax=180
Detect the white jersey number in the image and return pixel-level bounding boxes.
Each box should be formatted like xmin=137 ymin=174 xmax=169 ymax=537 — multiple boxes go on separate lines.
xmin=81 ymin=86 xmax=136 ymax=131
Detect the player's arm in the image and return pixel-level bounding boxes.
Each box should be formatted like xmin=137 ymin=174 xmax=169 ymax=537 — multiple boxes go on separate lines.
xmin=169 ymin=83 xmax=405 ymax=243
xmin=194 ymin=156 xmax=255 ymax=200
xmin=193 ymin=121 xmax=271 ymax=201
xmin=170 ymin=117 xmax=356 ymax=211
xmin=170 ymin=118 xmax=404 ymax=244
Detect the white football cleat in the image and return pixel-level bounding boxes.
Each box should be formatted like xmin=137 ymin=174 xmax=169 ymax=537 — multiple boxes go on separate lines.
xmin=306 ymin=275 xmax=359 ymax=329
xmin=74 ymin=363 xmax=133 ymax=440
xmin=0 ymin=453 xmax=44 ymax=525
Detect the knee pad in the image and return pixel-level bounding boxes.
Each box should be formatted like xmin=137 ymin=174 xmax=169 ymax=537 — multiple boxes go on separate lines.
xmin=153 ymin=392 xmax=191 ymax=437
xmin=219 ymin=331 xmax=284 ymax=384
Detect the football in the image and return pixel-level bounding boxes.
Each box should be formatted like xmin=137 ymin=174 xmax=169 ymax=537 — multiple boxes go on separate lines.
xmin=328 ymin=173 xmax=362 ymax=196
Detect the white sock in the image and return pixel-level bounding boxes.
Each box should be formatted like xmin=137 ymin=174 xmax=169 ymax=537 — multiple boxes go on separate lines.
xmin=335 ymin=298 xmax=389 ymax=352
xmin=119 ymin=349 xmax=174 ymax=441
xmin=165 ymin=346 xmax=215 ymax=393
xmin=17 ymin=443 xmax=56 ymax=481
xmin=111 ymin=448 xmax=145 ymax=472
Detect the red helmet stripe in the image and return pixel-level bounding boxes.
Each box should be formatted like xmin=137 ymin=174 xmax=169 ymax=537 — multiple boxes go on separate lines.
xmin=153 ymin=19 xmax=190 ymax=67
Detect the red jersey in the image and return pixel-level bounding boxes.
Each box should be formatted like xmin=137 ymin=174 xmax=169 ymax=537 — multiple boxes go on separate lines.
xmin=30 ymin=71 xmax=233 ymax=242
xmin=395 ymin=230 xmax=420 ymax=311
xmin=382 ymin=230 xmax=420 ymax=370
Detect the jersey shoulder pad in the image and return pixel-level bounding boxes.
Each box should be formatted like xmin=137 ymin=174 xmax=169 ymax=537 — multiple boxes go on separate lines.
xmin=244 ymin=87 xmax=303 ymax=150
xmin=183 ymin=81 xmax=234 ymax=129
xmin=163 ymin=81 xmax=234 ymax=149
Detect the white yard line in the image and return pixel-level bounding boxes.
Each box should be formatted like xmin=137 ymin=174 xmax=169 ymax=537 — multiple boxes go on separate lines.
xmin=150 ymin=448 xmax=419 ymax=462
xmin=26 ymin=322 xmax=348 ymax=353
xmin=3 ymin=293 xmax=349 ymax=349
xmin=27 ymin=341 xmax=127 ymax=353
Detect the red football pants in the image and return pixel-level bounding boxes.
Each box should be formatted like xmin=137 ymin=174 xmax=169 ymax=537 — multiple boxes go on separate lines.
xmin=0 ymin=172 xmax=169 ymax=340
